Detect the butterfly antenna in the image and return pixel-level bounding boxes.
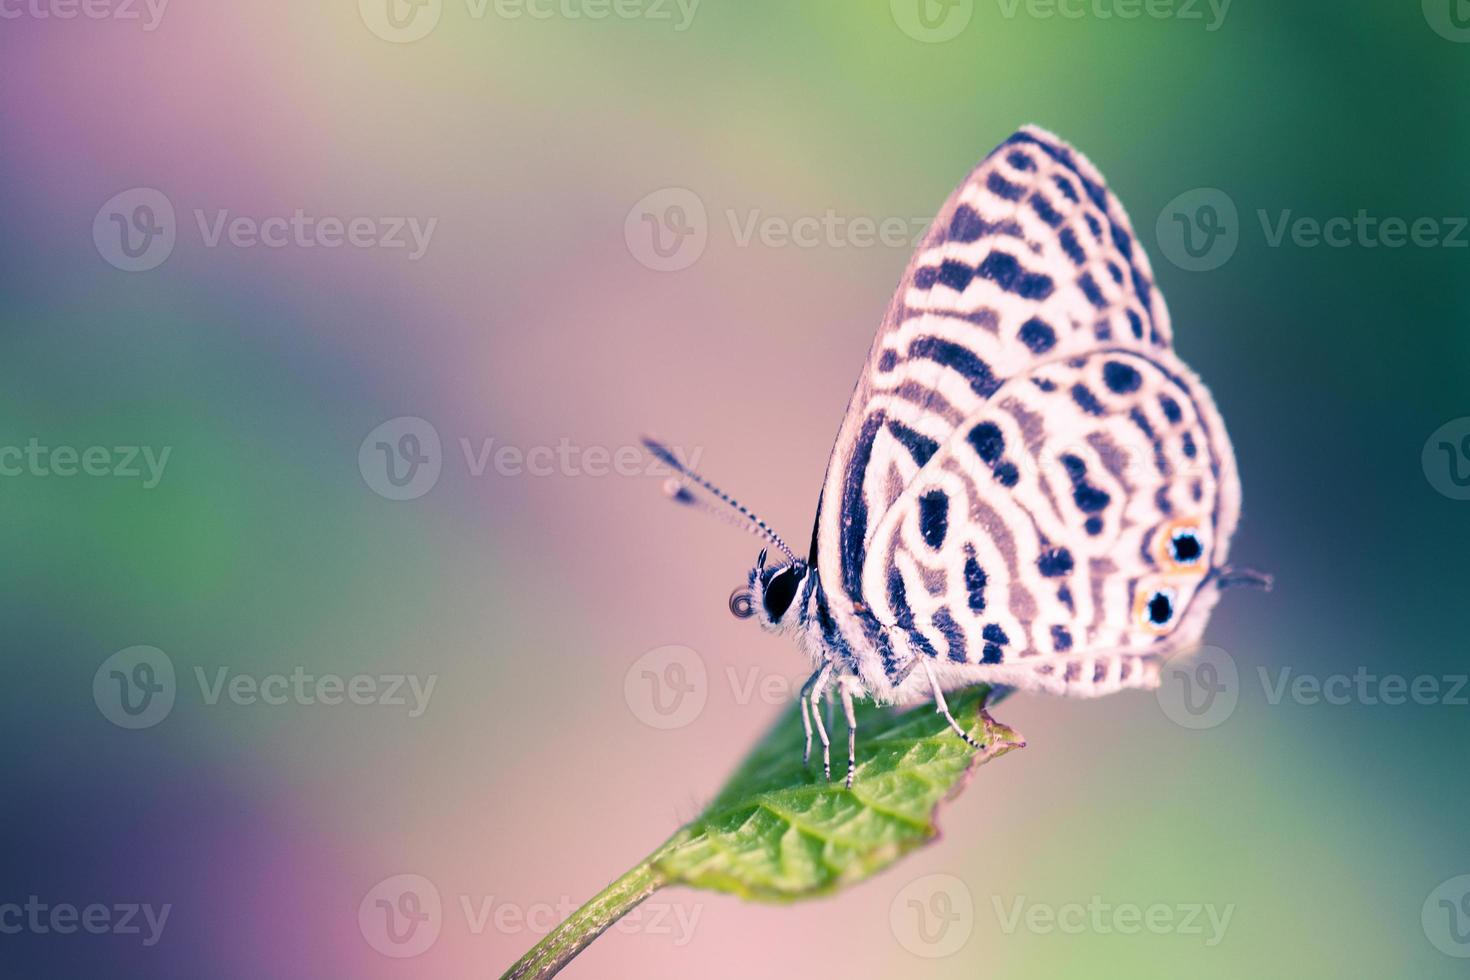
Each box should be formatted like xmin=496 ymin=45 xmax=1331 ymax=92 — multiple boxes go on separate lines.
xmin=642 ymin=436 xmax=799 ymax=565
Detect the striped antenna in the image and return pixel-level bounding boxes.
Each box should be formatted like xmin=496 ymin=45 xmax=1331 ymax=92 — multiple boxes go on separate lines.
xmin=642 ymin=436 xmax=799 ymax=565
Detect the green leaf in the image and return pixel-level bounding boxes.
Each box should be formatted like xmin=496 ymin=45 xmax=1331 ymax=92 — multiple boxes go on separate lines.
xmin=500 ymin=685 xmax=1023 ymax=980
xmin=652 ymin=684 xmax=1024 ymax=902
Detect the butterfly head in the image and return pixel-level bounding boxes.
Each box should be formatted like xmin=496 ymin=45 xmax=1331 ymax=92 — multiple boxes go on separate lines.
xmin=729 ymin=548 xmax=809 ymax=632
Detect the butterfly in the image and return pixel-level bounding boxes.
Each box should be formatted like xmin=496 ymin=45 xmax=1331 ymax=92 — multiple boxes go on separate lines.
xmin=646 ymin=125 xmax=1268 ymax=787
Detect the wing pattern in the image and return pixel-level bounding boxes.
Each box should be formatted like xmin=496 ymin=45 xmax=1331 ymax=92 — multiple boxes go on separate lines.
xmin=810 ymin=125 xmax=1239 ymax=701
xmin=863 ymin=349 xmax=1239 ymax=700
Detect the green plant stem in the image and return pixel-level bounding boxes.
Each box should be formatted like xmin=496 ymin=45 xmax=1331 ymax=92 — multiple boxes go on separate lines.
xmin=499 ymin=831 xmax=691 ymax=980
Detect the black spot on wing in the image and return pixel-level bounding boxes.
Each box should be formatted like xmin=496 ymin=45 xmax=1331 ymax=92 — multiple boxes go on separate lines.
xmin=1018 ymin=317 xmax=1056 ymax=353
xmin=986 ymin=171 xmax=1025 ymax=201
xmin=1077 ymin=271 xmax=1106 ymax=309
xmin=947 ymin=204 xmax=1024 ymax=243
xmin=886 ymin=419 xmax=938 ymax=467
xmin=937 ymin=260 xmax=974 ymax=291
xmin=1074 ymin=483 xmax=1110 ymax=513
xmin=1037 ymin=546 xmax=1074 ymax=577
xmin=978 ymin=251 xmax=1055 ymax=300
xmin=932 ymin=607 xmax=969 ymax=664
xmin=1006 ymin=150 xmax=1037 ymax=171
xmin=993 ymin=461 xmax=1019 ymax=486
xmin=1159 ymin=394 xmax=1182 ymax=423
xmin=963 ymin=546 xmax=987 ymax=612
xmin=1070 ymin=383 xmax=1105 ymax=416
xmin=1051 ymin=624 xmax=1073 ymax=652
xmin=1028 ymin=192 xmax=1063 ymax=227
xmin=967 ymin=421 xmax=1005 ymax=463
xmin=1104 ymin=360 xmax=1142 ymax=394
xmin=918 ymin=490 xmax=949 ymax=549
xmin=909 ymin=336 xmax=1000 ymax=397
xmin=982 ymin=623 xmax=1009 ymax=645
xmin=877 ymin=349 xmax=897 ymax=372
xmin=1058 ymin=228 xmax=1086 ymax=265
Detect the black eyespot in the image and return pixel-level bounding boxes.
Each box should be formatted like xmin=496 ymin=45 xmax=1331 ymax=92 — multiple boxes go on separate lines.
xmin=1170 ymin=529 xmax=1203 ymax=564
xmin=761 ymin=564 xmax=805 ymax=622
xmin=728 ymin=588 xmax=755 ymax=619
xmin=1146 ymin=590 xmax=1174 ymax=626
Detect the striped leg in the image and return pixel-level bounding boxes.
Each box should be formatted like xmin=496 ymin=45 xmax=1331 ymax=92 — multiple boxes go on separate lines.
xmin=923 ymin=661 xmax=982 ymax=750
xmin=840 ymin=683 xmax=858 ymax=789
xmin=808 ymin=663 xmax=834 ymax=780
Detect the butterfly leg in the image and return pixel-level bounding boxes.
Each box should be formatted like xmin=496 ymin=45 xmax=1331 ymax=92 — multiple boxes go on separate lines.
xmin=808 ymin=662 xmax=834 ymax=780
xmin=922 ymin=661 xmax=983 ymax=751
xmin=798 ymin=667 xmax=819 ymax=767
xmin=839 ymin=682 xmax=858 ymax=789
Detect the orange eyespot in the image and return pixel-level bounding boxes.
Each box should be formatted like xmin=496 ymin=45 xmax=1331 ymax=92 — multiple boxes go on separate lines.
xmin=1135 ymin=585 xmax=1178 ymax=635
xmin=1156 ymin=518 xmax=1206 ymax=574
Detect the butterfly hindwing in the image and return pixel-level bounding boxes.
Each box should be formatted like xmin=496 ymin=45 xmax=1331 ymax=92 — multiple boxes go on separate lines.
xmin=859 ymin=347 xmax=1240 ymax=699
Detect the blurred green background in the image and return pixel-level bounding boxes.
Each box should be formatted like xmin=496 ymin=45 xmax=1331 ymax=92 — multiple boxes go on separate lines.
xmin=2 ymin=1 xmax=1468 ymax=977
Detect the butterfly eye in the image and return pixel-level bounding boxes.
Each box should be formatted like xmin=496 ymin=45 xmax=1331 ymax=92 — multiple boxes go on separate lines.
xmin=761 ymin=565 xmax=804 ymax=622
xmin=728 ymin=588 xmax=755 ymax=619
xmin=1138 ymin=587 xmax=1178 ymax=632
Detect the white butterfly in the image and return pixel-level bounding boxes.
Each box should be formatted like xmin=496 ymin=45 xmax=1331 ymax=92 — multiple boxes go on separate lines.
xmin=647 ymin=125 xmax=1268 ymax=787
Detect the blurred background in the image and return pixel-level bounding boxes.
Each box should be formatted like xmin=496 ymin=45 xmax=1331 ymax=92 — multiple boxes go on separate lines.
xmin=3 ymin=1 xmax=1469 ymax=977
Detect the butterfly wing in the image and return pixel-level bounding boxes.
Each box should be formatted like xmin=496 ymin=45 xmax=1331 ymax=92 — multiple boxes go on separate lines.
xmin=812 ymin=125 xmax=1227 ymax=696
xmin=858 ymin=348 xmax=1240 ymax=702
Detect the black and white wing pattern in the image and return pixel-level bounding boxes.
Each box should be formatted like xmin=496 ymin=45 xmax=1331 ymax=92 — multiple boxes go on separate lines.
xmin=811 ymin=125 xmax=1240 ymax=702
